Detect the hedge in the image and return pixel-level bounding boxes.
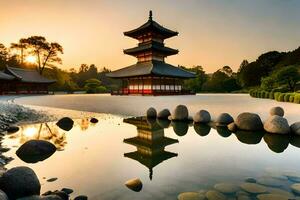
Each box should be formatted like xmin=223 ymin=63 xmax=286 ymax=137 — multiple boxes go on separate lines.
xmin=249 ymin=89 xmax=299 ymax=104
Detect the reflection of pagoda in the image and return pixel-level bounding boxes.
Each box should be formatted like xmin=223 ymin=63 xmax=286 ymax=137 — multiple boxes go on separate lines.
xmin=123 ymin=117 xmax=178 ymax=180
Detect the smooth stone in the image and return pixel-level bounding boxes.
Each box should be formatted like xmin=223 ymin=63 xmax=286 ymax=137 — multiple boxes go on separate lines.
xmin=0 ymin=166 xmax=41 ymax=199
xmin=237 ymin=195 xmax=251 ymax=200
xmin=205 ymin=190 xmax=227 ymax=200
xmin=146 ymin=107 xmax=157 ymax=118
xmin=227 ymin=122 xmax=237 ymax=132
xmin=171 ymin=105 xmax=189 ymax=121
xmin=56 ymin=117 xmax=74 ymax=131
xmin=270 ymin=106 xmax=284 ymax=117
xmin=214 ymin=183 xmax=239 ymax=194
xmin=257 ymin=177 xmax=284 ymax=187
xmin=157 ymin=109 xmax=171 ymax=119
xmin=90 ymin=118 xmax=98 ymax=123
xmin=264 ymin=116 xmax=290 ymax=134
xmin=74 ymin=195 xmax=88 ymax=200
xmin=177 ymin=192 xmax=206 ymax=200
xmin=61 ymin=188 xmax=73 ymax=195
xmin=16 ymin=140 xmax=56 ymax=163
xmin=245 ymin=177 xmax=256 ymax=183
xmin=240 ymin=183 xmax=267 ymax=194
xmin=51 ymin=191 xmax=68 ymax=200
xmin=216 ymin=113 xmax=234 ymax=125
xmin=125 ymin=178 xmax=143 ymax=192
xmin=257 ymin=194 xmax=290 ymax=200
xmin=0 ymin=189 xmax=8 ymax=200
xmin=47 ymin=178 xmax=58 ymax=182
xmin=291 ymin=122 xmax=300 ymax=135
xmin=266 ymin=187 xmax=294 ymax=198
xmin=193 ymin=110 xmax=211 ymax=123
xmin=235 ymin=112 xmax=263 ymax=131
xmin=291 ymin=183 xmax=300 ymax=195
xmin=284 ymin=171 xmax=300 ymax=182
xmin=7 ymin=126 xmax=19 ymax=133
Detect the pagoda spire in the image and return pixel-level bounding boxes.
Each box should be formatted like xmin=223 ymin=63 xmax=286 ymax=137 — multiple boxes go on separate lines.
xmin=149 ymin=10 xmax=153 ymax=21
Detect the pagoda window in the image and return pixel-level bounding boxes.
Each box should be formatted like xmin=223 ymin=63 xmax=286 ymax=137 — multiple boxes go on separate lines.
xmin=166 ymin=85 xmax=170 ymax=90
xmin=170 ymin=85 xmax=175 ymax=90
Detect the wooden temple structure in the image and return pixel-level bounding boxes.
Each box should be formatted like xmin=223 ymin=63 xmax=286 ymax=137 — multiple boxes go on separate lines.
xmin=107 ymin=11 xmax=195 ymax=95
xmin=0 ymin=66 xmax=55 ymax=95
xmin=123 ymin=117 xmax=178 ymax=180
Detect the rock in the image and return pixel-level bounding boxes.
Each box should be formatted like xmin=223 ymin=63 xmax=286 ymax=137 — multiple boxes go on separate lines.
xmin=235 ymin=112 xmax=263 ymax=131
xmin=266 ymin=187 xmax=294 ymax=198
xmin=90 ymin=118 xmax=98 ymax=123
xmin=227 ymin=122 xmax=237 ymax=132
xmin=291 ymin=183 xmax=300 ymax=195
xmin=61 ymin=188 xmax=73 ymax=195
xmin=0 ymin=190 xmax=8 ymax=200
xmin=263 ymin=133 xmax=289 ymax=153
xmin=125 ymin=178 xmax=143 ymax=192
xmin=146 ymin=107 xmax=157 ymax=118
xmin=193 ymin=110 xmax=211 ymax=123
xmin=291 ymin=122 xmax=300 ymax=135
xmin=56 ymin=117 xmax=74 ymax=131
xmin=194 ymin=123 xmax=211 ymax=136
xmin=7 ymin=125 xmax=19 ymax=133
xmin=157 ymin=109 xmax=171 ymax=119
xmin=171 ymin=105 xmax=189 ymax=121
xmin=205 ymin=190 xmax=226 ymax=200
xmin=237 ymin=194 xmax=251 ymax=200
xmin=214 ymin=183 xmax=239 ymax=194
xmin=16 ymin=140 xmax=56 ymax=163
xmin=257 ymin=194 xmax=290 ymax=200
xmin=240 ymin=183 xmax=267 ymax=194
xmin=51 ymin=191 xmax=68 ymax=200
xmin=46 ymin=178 xmax=58 ymax=182
xmin=256 ymin=177 xmax=284 ymax=187
xmin=74 ymin=196 xmax=88 ymax=200
xmin=216 ymin=113 xmax=234 ymax=125
xmin=245 ymin=177 xmax=256 ymax=183
xmin=177 ymin=192 xmax=206 ymax=200
xmin=264 ymin=116 xmax=290 ymax=134
xmin=0 ymin=166 xmax=41 ymax=199
xmin=270 ymin=107 xmax=284 ymax=117
xmin=172 ymin=121 xmax=189 ymax=136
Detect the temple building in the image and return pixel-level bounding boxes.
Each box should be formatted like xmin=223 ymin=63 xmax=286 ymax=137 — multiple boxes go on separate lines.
xmin=123 ymin=117 xmax=178 ymax=180
xmin=0 ymin=66 xmax=55 ymax=95
xmin=107 ymin=11 xmax=195 ymax=95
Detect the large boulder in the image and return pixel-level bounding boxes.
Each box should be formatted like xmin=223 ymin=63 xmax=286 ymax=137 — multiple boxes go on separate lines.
xmin=171 ymin=105 xmax=189 ymax=121
xmin=16 ymin=140 xmax=56 ymax=163
xmin=291 ymin=122 xmax=300 ymax=135
xmin=235 ymin=112 xmax=263 ymax=131
xmin=193 ymin=110 xmax=211 ymax=123
xmin=146 ymin=107 xmax=157 ymax=118
xmin=264 ymin=116 xmax=290 ymax=134
xmin=157 ymin=109 xmax=171 ymax=119
xmin=270 ymin=106 xmax=284 ymax=117
xmin=216 ymin=113 xmax=234 ymax=125
xmin=56 ymin=117 xmax=74 ymax=131
xmin=0 ymin=167 xmax=41 ymax=199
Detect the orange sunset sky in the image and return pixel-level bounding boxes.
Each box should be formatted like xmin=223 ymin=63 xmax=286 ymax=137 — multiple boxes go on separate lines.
xmin=1 ymin=0 xmax=300 ymax=73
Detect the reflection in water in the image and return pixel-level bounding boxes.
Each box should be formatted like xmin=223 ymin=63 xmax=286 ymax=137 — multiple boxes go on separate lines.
xmin=123 ymin=117 xmax=178 ymax=180
xmin=171 ymin=121 xmax=189 ymax=136
xmin=263 ymin=133 xmax=290 ymax=153
xmin=193 ymin=123 xmax=211 ymax=137
xmin=235 ymin=130 xmax=265 ymax=145
xmin=216 ymin=126 xmax=232 ymax=138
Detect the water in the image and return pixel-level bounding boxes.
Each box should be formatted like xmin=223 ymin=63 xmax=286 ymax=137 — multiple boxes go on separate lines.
xmin=2 ymin=115 xmax=300 ymax=200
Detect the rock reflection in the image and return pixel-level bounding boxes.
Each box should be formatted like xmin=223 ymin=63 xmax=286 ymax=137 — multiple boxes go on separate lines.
xmin=263 ymin=133 xmax=290 ymax=153
xmin=123 ymin=117 xmax=178 ymax=180
xmin=216 ymin=126 xmax=232 ymax=138
xmin=171 ymin=121 xmax=189 ymax=136
xmin=290 ymin=135 xmax=300 ymax=148
xmin=193 ymin=123 xmax=211 ymax=137
xmin=234 ymin=130 xmax=265 ymax=145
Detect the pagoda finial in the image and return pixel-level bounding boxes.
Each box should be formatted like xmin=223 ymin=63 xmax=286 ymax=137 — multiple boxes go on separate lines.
xmin=149 ymin=10 xmax=153 ymax=21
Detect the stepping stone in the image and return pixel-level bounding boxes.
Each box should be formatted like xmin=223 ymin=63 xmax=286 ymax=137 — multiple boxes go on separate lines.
xmin=257 ymin=177 xmax=284 ymax=187
xmin=214 ymin=183 xmax=240 ymax=194
xmin=177 ymin=192 xmax=206 ymax=200
xmin=291 ymin=183 xmax=300 ymax=195
xmin=257 ymin=194 xmax=290 ymax=200
xmin=240 ymin=183 xmax=267 ymax=194
xmin=205 ymin=190 xmax=227 ymax=200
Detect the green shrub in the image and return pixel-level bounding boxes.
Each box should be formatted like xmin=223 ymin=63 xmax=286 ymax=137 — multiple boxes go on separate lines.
xmin=274 ymin=92 xmax=281 ymax=101
xmin=264 ymin=91 xmax=270 ymax=99
xmin=294 ymin=94 xmax=300 ymax=104
xmin=277 ymin=93 xmax=285 ymax=102
xmin=289 ymin=95 xmax=295 ymax=103
xmin=284 ymin=93 xmax=291 ymax=102
xmin=269 ymin=92 xmax=274 ymax=99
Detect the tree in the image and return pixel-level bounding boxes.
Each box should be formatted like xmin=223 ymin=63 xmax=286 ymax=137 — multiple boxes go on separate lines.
xmin=261 ymin=76 xmax=277 ymax=91
xmin=23 ymin=36 xmax=63 ymax=75
xmin=10 ymin=38 xmax=27 ymax=64
xmin=0 ymin=43 xmax=8 ymax=69
xmin=84 ymin=78 xmax=107 ymax=93
xmin=220 ymin=66 xmax=233 ymax=76
xmin=180 ymin=65 xmax=207 ymax=92
xmin=275 ymin=66 xmax=300 ymax=91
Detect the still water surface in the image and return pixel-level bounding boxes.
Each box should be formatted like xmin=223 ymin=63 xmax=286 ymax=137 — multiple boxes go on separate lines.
xmin=3 ymin=115 xmax=300 ymax=199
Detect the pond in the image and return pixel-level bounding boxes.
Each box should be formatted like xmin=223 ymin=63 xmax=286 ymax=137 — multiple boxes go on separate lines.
xmin=2 ymin=115 xmax=300 ymax=200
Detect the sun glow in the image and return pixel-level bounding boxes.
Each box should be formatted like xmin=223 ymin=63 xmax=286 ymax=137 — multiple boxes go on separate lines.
xmin=23 ymin=127 xmax=37 ymax=138
xmin=25 ymin=55 xmax=37 ymax=64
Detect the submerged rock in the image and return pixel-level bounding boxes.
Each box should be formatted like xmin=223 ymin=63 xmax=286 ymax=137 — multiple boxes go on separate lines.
xmin=61 ymin=188 xmax=73 ymax=195
xmin=0 ymin=166 xmax=41 ymax=199
xmin=214 ymin=183 xmax=239 ymax=194
xmin=56 ymin=117 xmax=74 ymax=131
xmin=291 ymin=183 xmax=300 ymax=195
xmin=205 ymin=190 xmax=226 ymax=200
xmin=177 ymin=192 xmax=206 ymax=200
xmin=194 ymin=123 xmax=211 ymax=136
xmin=16 ymin=140 xmax=56 ymax=163
xmin=291 ymin=122 xmax=300 ymax=135
xmin=264 ymin=116 xmax=290 ymax=134
xmin=146 ymin=107 xmax=157 ymax=118
xmin=270 ymin=106 xmax=284 ymax=117
xmin=240 ymin=183 xmax=267 ymax=194
xmin=125 ymin=178 xmax=143 ymax=192
xmin=46 ymin=178 xmax=58 ymax=182
xmin=157 ymin=109 xmax=171 ymax=119
xmin=235 ymin=112 xmax=263 ymax=131
xmin=257 ymin=194 xmax=290 ymax=200
xmin=216 ymin=113 xmax=234 ymax=125
xmin=90 ymin=118 xmax=98 ymax=123
xmin=245 ymin=177 xmax=256 ymax=183
xmin=18 ymin=195 xmax=63 ymax=200
xmin=172 ymin=121 xmax=189 ymax=136
xmin=7 ymin=125 xmax=19 ymax=134
xmin=193 ymin=110 xmax=211 ymax=123
xmin=256 ymin=177 xmax=284 ymax=187
xmin=171 ymin=105 xmax=189 ymax=121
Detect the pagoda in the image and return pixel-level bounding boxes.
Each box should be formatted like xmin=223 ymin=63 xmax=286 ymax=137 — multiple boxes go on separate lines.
xmin=123 ymin=117 xmax=178 ymax=180
xmin=107 ymin=11 xmax=195 ymax=95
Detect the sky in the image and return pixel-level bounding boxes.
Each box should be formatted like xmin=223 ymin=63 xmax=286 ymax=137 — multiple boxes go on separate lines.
xmin=1 ymin=0 xmax=300 ymax=73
